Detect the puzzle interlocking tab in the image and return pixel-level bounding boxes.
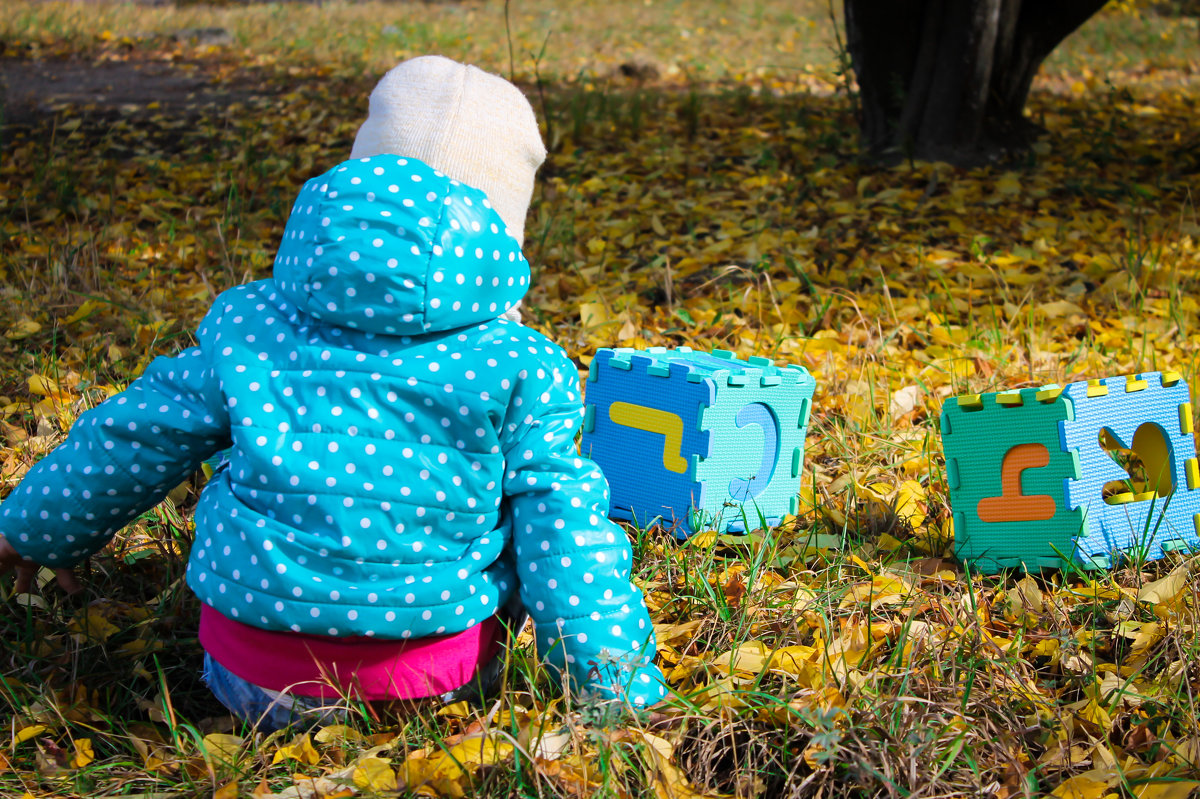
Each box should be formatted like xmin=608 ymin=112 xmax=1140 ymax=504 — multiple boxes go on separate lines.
xmin=582 ymin=347 xmax=816 ymax=538
xmin=941 ymin=371 xmax=1200 ymax=572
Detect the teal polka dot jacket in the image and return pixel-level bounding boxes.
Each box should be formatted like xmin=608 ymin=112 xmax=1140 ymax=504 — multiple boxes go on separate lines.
xmin=1 ymin=155 xmax=667 ymax=706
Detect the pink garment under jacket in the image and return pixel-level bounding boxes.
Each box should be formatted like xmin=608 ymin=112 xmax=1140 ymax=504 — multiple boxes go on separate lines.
xmin=199 ymin=605 xmax=502 ymax=700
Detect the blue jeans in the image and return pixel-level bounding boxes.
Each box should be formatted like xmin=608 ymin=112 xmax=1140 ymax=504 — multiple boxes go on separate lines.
xmin=201 ymin=655 xmax=352 ymax=731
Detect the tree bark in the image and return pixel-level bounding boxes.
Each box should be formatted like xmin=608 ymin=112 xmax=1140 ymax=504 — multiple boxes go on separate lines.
xmin=844 ymin=0 xmax=1109 ymax=165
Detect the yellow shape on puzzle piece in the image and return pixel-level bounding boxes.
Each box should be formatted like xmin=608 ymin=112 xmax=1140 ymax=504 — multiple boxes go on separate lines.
xmin=1099 ymin=422 xmax=1175 ymax=505
xmin=609 ymin=401 xmax=689 ymax=474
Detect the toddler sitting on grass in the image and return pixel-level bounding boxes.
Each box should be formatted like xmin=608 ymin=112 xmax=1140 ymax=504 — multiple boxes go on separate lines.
xmin=0 ymin=55 xmax=667 ymax=730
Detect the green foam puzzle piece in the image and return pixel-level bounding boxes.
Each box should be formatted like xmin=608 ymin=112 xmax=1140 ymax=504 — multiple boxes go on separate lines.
xmin=941 ymin=387 xmax=1083 ymax=572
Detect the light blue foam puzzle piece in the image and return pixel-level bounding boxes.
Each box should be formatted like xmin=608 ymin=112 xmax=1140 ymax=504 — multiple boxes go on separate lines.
xmin=582 ymin=347 xmax=816 ymax=538
xmin=1061 ymin=372 xmax=1200 ymax=562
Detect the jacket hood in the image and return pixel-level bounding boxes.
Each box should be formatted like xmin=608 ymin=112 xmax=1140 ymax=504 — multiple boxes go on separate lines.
xmin=273 ymin=155 xmax=529 ymax=335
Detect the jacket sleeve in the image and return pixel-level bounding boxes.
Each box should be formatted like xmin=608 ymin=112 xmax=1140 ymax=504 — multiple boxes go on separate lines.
xmin=0 ymin=307 xmax=232 ymax=568
xmin=501 ymin=346 xmax=668 ymax=708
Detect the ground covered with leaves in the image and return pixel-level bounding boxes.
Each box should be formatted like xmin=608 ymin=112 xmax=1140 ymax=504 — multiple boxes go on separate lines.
xmin=2 ymin=1 xmax=1200 ymax=797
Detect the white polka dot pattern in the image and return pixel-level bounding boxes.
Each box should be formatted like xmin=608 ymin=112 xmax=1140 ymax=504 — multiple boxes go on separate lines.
xmin=274 ymin=156 xmax=529 ymax=336
xmin=0 ymin=155 xmax=666 ymax=707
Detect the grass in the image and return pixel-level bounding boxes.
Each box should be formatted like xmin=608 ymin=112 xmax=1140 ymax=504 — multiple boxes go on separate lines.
xmin=1 ymin=0 xmax=1200 ymax=796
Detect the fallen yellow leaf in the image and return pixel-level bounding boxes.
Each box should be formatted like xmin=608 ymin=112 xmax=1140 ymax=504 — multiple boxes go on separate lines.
xmin=1133 ymin=780 xmax=1200 ymax=799
xmin=71 ymin=738 xmax=95 ymax=769
xmin=202 ymin=733 xmax=244 ymax=767
xmin=271 ymin=733 xmax=320 ymax=767
xmin=13 ymin=724 xmax=47 ymax=746
xmin=1051 ymin=774 xmax=1114 ymax=798
xmin=314 ymin=725 xmax=366 ymax=744
xmin=894 ymin=479 xmax=926 ymax=526
xmin=710 ymin=641 xmax=772 ymax=675
xmin=1038 ymin=300 xmax=1085 ymax=318
xmin=400 ymin=732 xmax=514 ymax=798
xmin=996 ymin=172 xmax=1021 ymax=195
xmin=214 ymin=780 xmax=239 ymax=799
xmin=435 ymin=702 xmax=472 ymax=718
xmin=352 ymin=756 xmax=398 ymax=792
xmin=68 ymin=609 xmax=122 ymax=643
xmin=579 ymin=301 xmax=611 ymax=329
xmin=1138 ymin=563 xmax=1190 ymax=605
xmin=5 ymin=318 xmax=41 ymax=340
xmin=631 ymin=730 xmax=732 ymax=799
xmin=27 ymin=374 xmax=62 ymax=396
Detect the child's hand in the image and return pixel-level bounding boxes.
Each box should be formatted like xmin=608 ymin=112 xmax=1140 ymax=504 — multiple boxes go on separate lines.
xmin=0 ymin=536 xmax=82 ymax=595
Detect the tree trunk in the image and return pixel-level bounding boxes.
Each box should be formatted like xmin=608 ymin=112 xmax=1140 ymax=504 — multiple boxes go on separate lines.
xmin=844 ymin=0 xmax=1109 ymax=165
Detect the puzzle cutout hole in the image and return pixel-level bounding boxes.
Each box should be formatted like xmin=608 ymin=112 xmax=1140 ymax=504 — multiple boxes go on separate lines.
xmin=727 ymin=402 xmax=779 ymax=503
xmin=1098 ymin=423 xmax=1175 ymax=505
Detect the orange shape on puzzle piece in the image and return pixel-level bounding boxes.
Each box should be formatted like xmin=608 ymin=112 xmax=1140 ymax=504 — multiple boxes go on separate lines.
xmin=977 ymin=442 xmax=1058 ymax=523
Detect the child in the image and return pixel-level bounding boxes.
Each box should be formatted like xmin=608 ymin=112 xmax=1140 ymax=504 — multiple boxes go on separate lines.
xmin=0 ymin=56 xmax=667 ymax=730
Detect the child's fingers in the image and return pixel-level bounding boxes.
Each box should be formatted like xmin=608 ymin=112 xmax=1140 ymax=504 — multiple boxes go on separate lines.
xmin=54 ymin=568 xmax=83 ymax=595
xmin=0 ymin=536 xmax=24 ymax=573
xmin=10 ymin=563 xmax=81 ymax=596
xmin=13 ymin=563 xmax=34 ymax=594
xmin=1 ymin=538 xmax=82 ymax=595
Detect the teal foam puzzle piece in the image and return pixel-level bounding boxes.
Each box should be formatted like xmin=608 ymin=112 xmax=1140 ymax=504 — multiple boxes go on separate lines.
xmin=941 ymin=387 xmax=1083 ymax=572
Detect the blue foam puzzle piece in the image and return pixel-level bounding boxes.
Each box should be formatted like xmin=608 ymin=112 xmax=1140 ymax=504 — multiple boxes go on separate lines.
xmin=583 ymin=349 xmax=713 ymax=533
xmin=582 ymin=347 xmax=816 ymax=538
xmin=691 ymin=355 xmax=813 ymax=533
xmin=1061 ymin=372 xmax=1200 ymax=562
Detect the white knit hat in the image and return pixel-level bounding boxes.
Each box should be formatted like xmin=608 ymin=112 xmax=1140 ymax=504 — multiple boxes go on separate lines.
xmin=351 ymin=55 xmax=546 ymax=247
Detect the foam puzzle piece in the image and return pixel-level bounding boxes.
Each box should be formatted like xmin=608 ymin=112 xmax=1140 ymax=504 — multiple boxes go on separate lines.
xmin=1062 ymin=373 xmax=1200 ymax=563
xmin=582 ymin=347 xmax=816 ymax=538
xmin=942 ymin=385 xmax=1081 ymax=572
xmin=941 ymin=371 xmax=1200 ymax=572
